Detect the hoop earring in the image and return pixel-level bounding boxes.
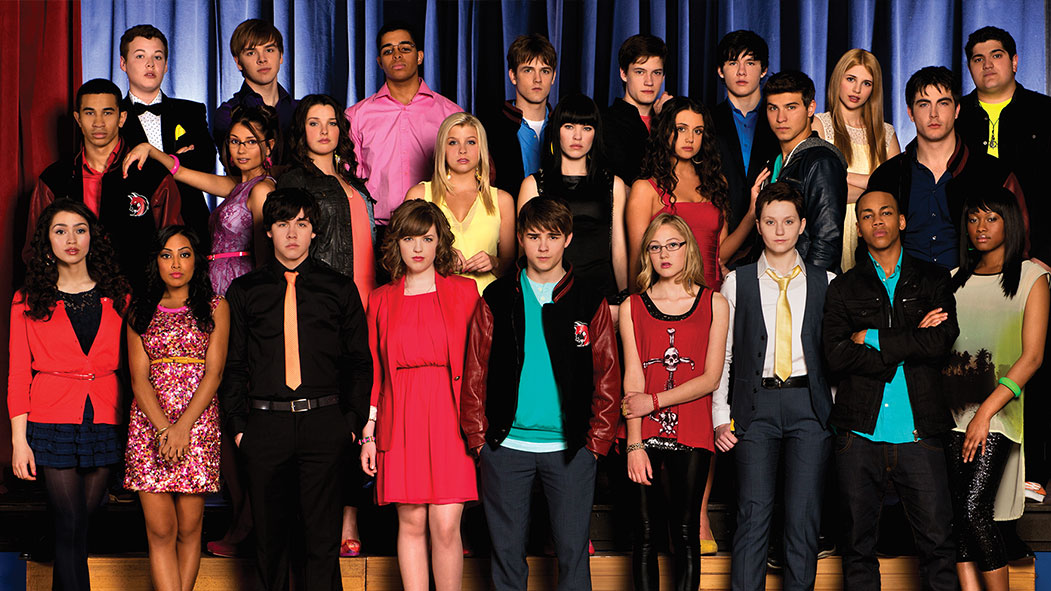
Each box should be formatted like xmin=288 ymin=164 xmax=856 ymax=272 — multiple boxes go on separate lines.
xmin=691 ymin=153 xmax=704 ymax=164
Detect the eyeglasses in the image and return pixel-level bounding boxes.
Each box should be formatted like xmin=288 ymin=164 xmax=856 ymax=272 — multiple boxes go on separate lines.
xmin=380 ymin=42 xmax=416 ymax=57
xmin=228 ymin=138 xmax=259 ymax=148
xmin=646 ymin=241 xmax=686 ymax=254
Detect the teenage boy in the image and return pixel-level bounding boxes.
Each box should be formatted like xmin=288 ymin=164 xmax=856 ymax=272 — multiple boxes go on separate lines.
xmin=765 ymin=71 xmax=847 ymax=272
xmin=823 ymin=189 xmax=959 ymax=591
xmin=25 ymin=78 xmax=181 ymax=290
xmin=714 ymin=182 xmax=835 ymax=591
xmin=219 ymin=188 xmax=371 ymax=591
xmin=461 ymin=198 xmax=621 ymax=591
xmin=602 ymin=34 xmax=669 ymax=185
xmin=346 ymin=21 xmax=462 ymax=232
xmin=483 ymin=34 xmax=557 ymax=194
xmin=958 ymin=26 xmax=1050 ymax=262
xmin=118 ymin=24 xmax=215 ymax=248
xmin=867 ymin=66 xmax=1027 ymax=270
xmin=213 ymin=19 xmax=298 ymax=151
xmin=711 ymin=31 xmax=778 ymax=239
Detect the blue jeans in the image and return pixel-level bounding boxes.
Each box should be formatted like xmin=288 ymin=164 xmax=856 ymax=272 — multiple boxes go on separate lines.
xmin=834 ymin=432 xmax=956 ymax=591
xmin=479 ymin=444 xmax=597 ymax=591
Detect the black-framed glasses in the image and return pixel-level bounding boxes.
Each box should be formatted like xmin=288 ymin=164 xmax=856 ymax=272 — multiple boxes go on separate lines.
xmin=380 ymin=42 xmax=416 ymax=57
xmin=228 ymin=137 xmax=259 ymax=148
xmin=646 ymin=241 xmax=686 ymax=254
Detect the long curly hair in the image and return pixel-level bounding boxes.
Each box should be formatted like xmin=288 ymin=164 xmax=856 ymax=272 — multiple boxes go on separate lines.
xmin=130 ymin=226 xmax=215 ymax=335
xmin=288 ymin=94 xmax=363 ymax=185
xmin=639 ymin=97 xmax=730 ymax=218
xmin=21 ymin=200 xmax=129 ymax=321
xmin=381 ymin=200 xmax=457 ymax=280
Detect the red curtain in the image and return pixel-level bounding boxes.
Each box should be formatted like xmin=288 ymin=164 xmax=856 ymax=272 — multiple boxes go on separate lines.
xmin=0 ymin=1 xmax=82 ymax=467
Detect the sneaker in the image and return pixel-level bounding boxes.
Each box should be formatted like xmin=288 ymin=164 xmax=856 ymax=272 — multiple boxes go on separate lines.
xmin=1024 ymin=481 xmax=1046 ymax=502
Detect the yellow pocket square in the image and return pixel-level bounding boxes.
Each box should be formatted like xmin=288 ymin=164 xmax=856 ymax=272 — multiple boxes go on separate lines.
xmin=175 ymin=124 xmax=186 ymax=141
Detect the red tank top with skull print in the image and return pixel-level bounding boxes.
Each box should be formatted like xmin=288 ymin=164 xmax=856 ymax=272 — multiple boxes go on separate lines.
xmin=627 ymin=288 xmax=715 ymax=451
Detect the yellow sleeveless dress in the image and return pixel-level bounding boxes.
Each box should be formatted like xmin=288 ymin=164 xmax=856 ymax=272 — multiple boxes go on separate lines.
xmin=422 ymin=181 xmax=501 ymax=294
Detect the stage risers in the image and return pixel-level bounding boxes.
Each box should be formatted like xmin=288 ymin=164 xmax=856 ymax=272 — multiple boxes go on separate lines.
xmin=24 ymin=554 xmax=1037 ymax=590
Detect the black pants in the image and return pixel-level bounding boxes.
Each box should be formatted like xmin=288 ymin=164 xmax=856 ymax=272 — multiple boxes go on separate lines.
xmin=241 ymin=406 xmax=350 ymax=591
xmin=947 ymin=431 xmax=1013 ymax=571
xmin=632 ymin=447 xmax=712 ymax=591
xmin=835 ymin=433 xmax=957 ymax=591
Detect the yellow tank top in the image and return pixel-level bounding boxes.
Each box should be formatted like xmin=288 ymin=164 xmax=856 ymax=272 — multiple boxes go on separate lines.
xmin=422 ymin=181 xmax=501 ymax=294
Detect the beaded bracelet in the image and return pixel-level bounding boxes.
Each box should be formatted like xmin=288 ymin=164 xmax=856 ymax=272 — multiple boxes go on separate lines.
xmin=169 ymin=154 xmax=180 ymax=175
xmin=360 ymin=435 xmax=376 ymax=445
xmin=626 ymin=442 xmax=645 ymax=453
xmin=999 ymin=377 xmax=1022 ymax=398
xmin=651 ymin=391 xmax=661 ymax=413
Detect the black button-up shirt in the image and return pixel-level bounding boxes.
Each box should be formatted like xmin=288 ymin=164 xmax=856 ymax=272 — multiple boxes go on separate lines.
xmin=212 ymin=82 xmax=298 ymax=161
xmin=219 ymin=258 xmax=371 ymax=436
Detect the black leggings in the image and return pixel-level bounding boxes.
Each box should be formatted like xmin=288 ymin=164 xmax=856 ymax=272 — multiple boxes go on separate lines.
xmin=947 ymin=431 xmax=1013 ymax=572
xmin=632 ymin=446 xmax=712 ymax=591
xmin=41 ymin=465 xmax=111 ymax=591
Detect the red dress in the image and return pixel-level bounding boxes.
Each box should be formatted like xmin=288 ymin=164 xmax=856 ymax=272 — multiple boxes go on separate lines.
xmin=629 ymin=289 xmax=715 ymax=451
xmin=650 ymin=179 xmax=724 ymax=290
xmin=374 ymin=291 xmax=477 ymax=504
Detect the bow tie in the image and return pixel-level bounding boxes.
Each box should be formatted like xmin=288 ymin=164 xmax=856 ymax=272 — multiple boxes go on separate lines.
xmin=130 ymin=101 xmax=166 ymax=117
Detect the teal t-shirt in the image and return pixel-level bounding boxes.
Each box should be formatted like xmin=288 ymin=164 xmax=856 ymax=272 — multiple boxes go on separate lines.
xmin=855 ymin=250 xmax=917 ymax=444
xmin=504 ymin=271 xmax=567 ymax=452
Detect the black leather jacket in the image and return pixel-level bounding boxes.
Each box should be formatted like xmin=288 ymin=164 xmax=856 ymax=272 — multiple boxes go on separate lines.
xmin=276 ymin=165 xmax=376 ymax=279
xmin=776 ymin=134 xmax=847 ymax=272
xmin=823 ymin=251 xmax=959 ymax=438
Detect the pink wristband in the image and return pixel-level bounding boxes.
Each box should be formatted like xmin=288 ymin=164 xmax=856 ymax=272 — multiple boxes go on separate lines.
xmin=169 ymin=154 xmax=180 ymax=175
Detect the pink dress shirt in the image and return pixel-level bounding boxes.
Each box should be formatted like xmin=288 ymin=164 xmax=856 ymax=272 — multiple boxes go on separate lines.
xmin=345 ymin=80 xmax=462 ymax=225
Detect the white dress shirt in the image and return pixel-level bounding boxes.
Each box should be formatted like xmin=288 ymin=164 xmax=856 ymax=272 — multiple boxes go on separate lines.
xmin=130 ymin=91 xmax=164 ymax=150
xmin=712 ymin=252 xmax=836 ymax=427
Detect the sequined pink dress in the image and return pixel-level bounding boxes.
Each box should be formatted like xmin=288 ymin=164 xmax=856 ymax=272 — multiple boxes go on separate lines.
xmin=124 ymin=299 xmax=221 ymax=493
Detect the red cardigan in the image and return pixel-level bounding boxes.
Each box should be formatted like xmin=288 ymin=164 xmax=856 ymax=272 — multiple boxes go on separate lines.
xmin=367 ymin=273 xmax=479 ymax=452
xmin=8 ymin=292 xmax=125 ymax=424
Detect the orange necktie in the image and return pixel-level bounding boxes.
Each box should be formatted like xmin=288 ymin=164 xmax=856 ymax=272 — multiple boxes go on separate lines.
xmin=283 ymin=271 xmax=301 ymax=390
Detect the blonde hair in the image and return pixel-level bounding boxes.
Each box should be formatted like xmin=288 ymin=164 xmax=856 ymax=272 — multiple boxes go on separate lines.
xmin=431 ymin=112 xmax=496 ymax=215
xmin=635 ymin=213 xmax=706 ymax=295
xmin=827 ymin=49 xmax=889 ymax=170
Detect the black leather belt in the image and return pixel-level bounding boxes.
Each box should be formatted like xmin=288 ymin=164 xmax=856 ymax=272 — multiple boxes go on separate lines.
xmin=251 ymin=394 xmax=341 ymax=412
xmin=761 ymin=376 xmax=809 ymax=389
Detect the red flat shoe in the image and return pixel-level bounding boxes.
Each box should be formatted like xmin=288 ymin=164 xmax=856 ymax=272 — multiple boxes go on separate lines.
xmin=207 ymin=540 xmax=241 ymax=558
xmin=588 ymin=539 xmax=595 ymax=555
xmin=340 ymin=539 xmax=361 ymax=557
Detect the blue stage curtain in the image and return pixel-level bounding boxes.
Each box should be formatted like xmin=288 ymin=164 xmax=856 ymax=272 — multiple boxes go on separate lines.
xmin=82 ymin=0 xmax=1046 ymax=148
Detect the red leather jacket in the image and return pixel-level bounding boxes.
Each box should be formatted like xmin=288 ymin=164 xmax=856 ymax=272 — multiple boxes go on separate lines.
xmin=459 ymin=264 xmax=622 ymax=456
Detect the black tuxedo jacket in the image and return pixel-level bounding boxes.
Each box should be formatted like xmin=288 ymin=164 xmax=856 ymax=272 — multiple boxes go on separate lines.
xmin=121 ymin=93 xmax=216 ymax=249
xmin=710 ymin=99 xmax=778 ymax=228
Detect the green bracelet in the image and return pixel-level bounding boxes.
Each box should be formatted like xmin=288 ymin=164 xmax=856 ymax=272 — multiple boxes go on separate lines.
xmin=998 ymin=377 xmax=1022 ymax=398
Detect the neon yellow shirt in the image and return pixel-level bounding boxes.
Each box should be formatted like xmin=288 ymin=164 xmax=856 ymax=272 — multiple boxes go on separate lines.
xmin=979 ymin=97 xmax=1012 ymax=158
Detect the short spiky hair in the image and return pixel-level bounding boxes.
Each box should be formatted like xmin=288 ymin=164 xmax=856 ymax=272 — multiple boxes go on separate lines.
xmin=716 ymin=30 xmax=769 ymax=70
xmin=263 ymin=188 xmax=318 ymax=229
xmin=764 ymin=71 xmax=815 ymax=105
xmin=507 ymin=33 xmax=557 ymax=71
xmin=905 ymin=66 xmax=959 ymax=106
xmin=120 ymin=24 xmax=168 ymax=59
xmin=965 ymin=26 xmax=1017 ymax=60
xmin=75 ymin=79 xmax=124 ymax=112
xmin=230 ymin=19 xmax=284 ymax=57
xmin=517 ymin=197 xmax=573 ymax=236
xmin=618 ymin=34 xmax=667 ymax=73
xmin=755 ymin=181 xmax=805 ymax=219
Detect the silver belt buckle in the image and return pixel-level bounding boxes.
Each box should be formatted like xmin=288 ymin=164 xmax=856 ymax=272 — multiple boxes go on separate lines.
xmin=289 ymin=398 xmax=311 ymax=413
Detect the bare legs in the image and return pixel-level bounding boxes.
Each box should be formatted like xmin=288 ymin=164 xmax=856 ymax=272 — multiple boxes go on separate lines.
xmin=396 ymin=503 xmax=465 ymax=591
xmin=139 ymin=492 xmax=205 ymax=591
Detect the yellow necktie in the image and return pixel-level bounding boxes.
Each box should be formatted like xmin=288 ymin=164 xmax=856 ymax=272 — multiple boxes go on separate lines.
xmin=766 ymin=266 xmax=801 ymax=382
xmin=283 ymin=271 xmax=301 ymax=390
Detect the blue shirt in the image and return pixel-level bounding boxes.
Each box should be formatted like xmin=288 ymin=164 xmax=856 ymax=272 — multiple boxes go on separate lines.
xmin=904 ymin=158 xmax=956 ymax=269
xmin=730 ymin=103 xmax=760 ymax=176
xmin=856 ymin=249 xmax=917 ymax=444
xmin=504 ymin=271 xmax=567 ymax=452
xmin=517 ymin=114 xmax=546 ymax=181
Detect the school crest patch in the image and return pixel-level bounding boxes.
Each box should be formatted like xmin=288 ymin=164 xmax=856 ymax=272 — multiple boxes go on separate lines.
xmin=127 ymin=192 xmax=149 ymax=217
xmin=573 ymin=321 xmax=590 ymax=347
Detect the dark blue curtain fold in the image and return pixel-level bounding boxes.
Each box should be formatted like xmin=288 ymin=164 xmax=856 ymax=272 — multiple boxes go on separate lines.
xmin=83 ymin=0 xmax=1047 ymax=148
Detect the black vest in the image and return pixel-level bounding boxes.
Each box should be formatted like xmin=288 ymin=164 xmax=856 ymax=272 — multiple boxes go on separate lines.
xmin=730 ymin=261 xmax=832 ymax=430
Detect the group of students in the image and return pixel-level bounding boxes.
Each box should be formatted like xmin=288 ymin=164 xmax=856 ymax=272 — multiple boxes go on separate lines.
xmin=7 ymin=14 xmax=1051 ymax=591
